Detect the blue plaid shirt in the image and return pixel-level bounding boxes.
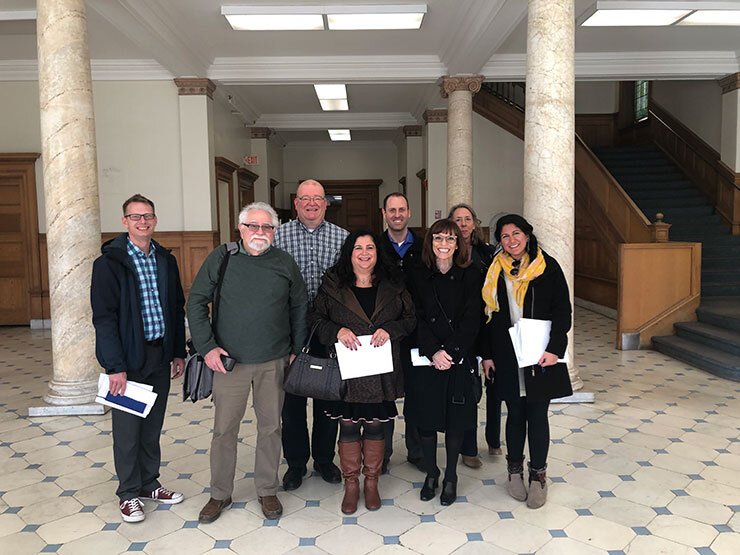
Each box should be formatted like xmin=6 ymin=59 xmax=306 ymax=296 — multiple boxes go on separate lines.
xmin=127 ymin=238 xmax=165 ymax=341
xmin=275 ymin=219 xmax=348 ymax=302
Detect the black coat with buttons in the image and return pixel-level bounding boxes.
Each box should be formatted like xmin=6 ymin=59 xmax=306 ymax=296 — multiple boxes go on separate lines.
xmin=405 ymin=263 xmax=482 ymax=432
xmin=309 ymin=268 xmax=416 ymax=403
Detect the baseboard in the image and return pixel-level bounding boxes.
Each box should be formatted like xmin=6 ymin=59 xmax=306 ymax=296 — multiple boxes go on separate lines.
xmin=574 ymin=297 xmax=617 ymax=320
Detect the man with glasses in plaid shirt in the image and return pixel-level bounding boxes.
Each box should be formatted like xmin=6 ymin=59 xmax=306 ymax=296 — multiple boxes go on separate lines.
xmin=91 ymin=194 xmax=186 ymax=523
xmin=275 ymin=179 xmax=349 ymax=490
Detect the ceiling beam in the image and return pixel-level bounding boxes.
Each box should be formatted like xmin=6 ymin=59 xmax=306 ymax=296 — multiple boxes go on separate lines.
xmin=255 ymin=112 xmax=419 ymax=130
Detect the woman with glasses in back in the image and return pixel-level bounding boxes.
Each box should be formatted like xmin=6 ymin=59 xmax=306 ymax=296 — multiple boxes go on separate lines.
xmin=406 ymin=219 xmax=483 ymax=506
xmin=448 ymin=203 xmax=501 ymax=469
xmin=480 ymin=214 xmax=572 ymax=509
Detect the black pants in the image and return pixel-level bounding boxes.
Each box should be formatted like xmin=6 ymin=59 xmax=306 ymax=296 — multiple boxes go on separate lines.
xmin=461 ymin=380 xmax=502 ymax=456
xmin=504 ymin=397 xmax=550 ymax=468
xmin=281 ymin=393 xmax=338 ymax=468
xmin=382 ymin=417 xmax=423 ymax=461
xmin=111 ymin=344 xmax=171 ymax=502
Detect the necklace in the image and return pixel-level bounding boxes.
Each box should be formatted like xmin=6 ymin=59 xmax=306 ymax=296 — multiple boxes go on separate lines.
xmin=356 ymin=276 xmax=372 ymax=286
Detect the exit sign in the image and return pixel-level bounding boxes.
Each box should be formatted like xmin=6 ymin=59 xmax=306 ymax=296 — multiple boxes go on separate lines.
xmin=245 ymin=155 xmax=259 ymax=165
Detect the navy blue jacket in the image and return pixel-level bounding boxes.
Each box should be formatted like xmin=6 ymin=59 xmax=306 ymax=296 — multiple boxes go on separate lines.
xmin=91 ymin=233 xmax=186 ymax=375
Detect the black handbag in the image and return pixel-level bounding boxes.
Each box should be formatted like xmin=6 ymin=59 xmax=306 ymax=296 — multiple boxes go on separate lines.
xmin=284 ymin=322 xmax=346 ymax=401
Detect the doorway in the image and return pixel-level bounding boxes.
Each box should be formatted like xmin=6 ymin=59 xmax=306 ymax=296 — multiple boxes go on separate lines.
xmin=292 ymin=179 xmax=382 ymax=233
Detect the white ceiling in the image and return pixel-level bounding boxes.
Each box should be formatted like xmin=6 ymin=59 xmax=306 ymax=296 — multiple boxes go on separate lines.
xmin=2 ymin=0 xmax=739 ymax=143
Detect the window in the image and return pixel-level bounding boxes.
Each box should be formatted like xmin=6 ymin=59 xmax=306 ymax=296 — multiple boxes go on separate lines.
xmin=634 ymin=80 xmax=649 ymax=122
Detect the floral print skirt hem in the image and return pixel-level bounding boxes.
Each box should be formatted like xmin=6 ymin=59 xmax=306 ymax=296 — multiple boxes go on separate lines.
xmin=324 ymin=400 xmax=398 ymax=423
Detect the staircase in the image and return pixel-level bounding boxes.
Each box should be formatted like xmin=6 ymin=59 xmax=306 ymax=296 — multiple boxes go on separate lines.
xmin=594 ymin=144 xmax=740 ymax=381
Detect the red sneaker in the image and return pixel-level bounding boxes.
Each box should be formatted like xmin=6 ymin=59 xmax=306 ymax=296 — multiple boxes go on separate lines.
xmin=139 ymin=486 xmax=184 ymax=505
xmin=120 ymin=498 xmax=145 ymax=523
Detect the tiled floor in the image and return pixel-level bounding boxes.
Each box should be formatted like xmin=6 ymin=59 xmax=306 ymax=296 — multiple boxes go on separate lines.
xmin=1 ymin=308 xmax=739 ymax=554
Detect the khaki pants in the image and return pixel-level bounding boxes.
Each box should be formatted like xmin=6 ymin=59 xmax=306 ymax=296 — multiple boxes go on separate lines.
xmin=210 ymin=357 xmax=286 ymax=499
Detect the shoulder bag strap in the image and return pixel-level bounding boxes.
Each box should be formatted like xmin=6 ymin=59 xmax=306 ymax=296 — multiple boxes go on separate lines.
xmin=212 ymin=241 xmax=239 ymax=339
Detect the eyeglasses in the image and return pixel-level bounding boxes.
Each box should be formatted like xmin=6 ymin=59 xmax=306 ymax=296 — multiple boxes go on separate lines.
xmin=510 ymin=258 xmax=521 ymax=276
xmin=432 ymin=234 xmax=457 ymax=244
xmin=297 ymin=195 xmax=326 ymax=203
xmin=240 ymin=222 xmax=276 ymax=233
xmin=124 ymin=213 xmax=156 ymax=221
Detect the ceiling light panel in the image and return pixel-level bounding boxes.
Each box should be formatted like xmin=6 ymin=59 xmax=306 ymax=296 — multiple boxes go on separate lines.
xmin=221 ymin=6 xmax=324 ymax=30
xmin=314 ymin=84 xmax=347 ymax=99
xmin=319 ymin=99 xmax=349 ymax=111
xmin=328 ymin=129 xmax=351 ymax=141
xmin=581 ymin=9 xmax=691 ymax=26
xmin=327 ymin=12 xmax=425 ymax=30
xmin=677 ymin=10 xmax=740 ymax=25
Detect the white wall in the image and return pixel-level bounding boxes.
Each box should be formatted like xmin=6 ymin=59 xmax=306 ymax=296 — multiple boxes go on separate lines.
xmin=405 ymin=136 xmax=424 ymax=227
xmin=652 ymin=80 xmax=723 ymax=152
xmin=575 ymin=81 xmax=618 ymax=114
xmin=213 ymin=99 xmax=250 ymax=167
xmin=721 ymin=90 xmax=740 ymax=171
xmin=472 ymin=112 xmax=524 ymax=225
xmin=267 ymin=138 xmax=285 ymax=208
xmin=424 ymin=122 xmax=447 ymax=225
xmin=282 ymin=141 xmax=399 ymax=208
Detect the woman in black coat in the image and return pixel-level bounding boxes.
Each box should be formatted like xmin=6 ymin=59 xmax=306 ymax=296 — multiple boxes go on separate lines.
xmin=311 ymin=229 xmax=415 ymax=515
xmin=481 ymin=214 xmax=572 ymax=510
xmin=406 ymin=219 xmax=483 ymax=506
xmin=448 ymin=203 xmax=500 ymax=467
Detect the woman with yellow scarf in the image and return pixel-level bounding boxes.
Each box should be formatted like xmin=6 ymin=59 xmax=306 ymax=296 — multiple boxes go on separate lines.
xmin=480 ymin=214 xmax=572 ymax=509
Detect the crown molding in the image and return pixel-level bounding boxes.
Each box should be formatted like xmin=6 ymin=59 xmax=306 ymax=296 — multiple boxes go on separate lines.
xmin=719 ymin=72 xmax=740 ymax=94
xmin=0 ymin=59 xmax=173 ymax=81
xmin=285 ymin=140 xmax=397 ymax=150
xmin=209 ymin=56 xmax=447 ymax=85
xmin=255 ymin=112 xmax=419 ymax=130
xmin=482 ymin=51 xmax=740 ymax=81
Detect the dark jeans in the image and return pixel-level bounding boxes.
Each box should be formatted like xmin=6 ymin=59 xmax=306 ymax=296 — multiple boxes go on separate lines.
xmin=281 ymin=393 xmax=338 ymax=468
xmin=461 ymin=380 xmax=501 ymax=456
xmin=504 ymin=397 xmax=550 ymax=468
xmin=111 ymin=344 xmax=171 ymax=502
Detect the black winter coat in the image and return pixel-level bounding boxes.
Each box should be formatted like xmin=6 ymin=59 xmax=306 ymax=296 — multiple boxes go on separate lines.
xmin=91 ymin=233 xmax=186 ymax=376
xmin=310 ymin=269 xmax=416 ymax=403
xmin=406 ymin=263 xmax=483 ymax=432
xmin=480 ymin=251 xmax=573 ymax=403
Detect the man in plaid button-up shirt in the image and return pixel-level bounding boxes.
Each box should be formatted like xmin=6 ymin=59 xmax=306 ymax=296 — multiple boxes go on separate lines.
xmin=275 ymin=180 xmax=348 ymax=490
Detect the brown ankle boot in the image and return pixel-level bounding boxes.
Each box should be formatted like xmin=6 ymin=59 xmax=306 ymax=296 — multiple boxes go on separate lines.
xmin=362 ymin=439 xmax=384 ymax=510
xmin=506 ymin=455 xmax=527 ymax=501
xmin=338 ymin=441 xmax=362 ymax=514
xmin=527 ymin=462 xmax=548 ymax=509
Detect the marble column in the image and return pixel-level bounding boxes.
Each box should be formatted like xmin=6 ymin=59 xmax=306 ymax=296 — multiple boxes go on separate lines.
xmin=523 ymin=0 xmax=583 ymax=391
xmin=441 ymin=75 xmax=483 ymax=209
xmin=33 ymin=0 xmax=103 ymax=413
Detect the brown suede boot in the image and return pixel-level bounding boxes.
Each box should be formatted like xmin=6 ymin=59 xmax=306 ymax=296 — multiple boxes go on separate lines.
xmin=362 ymin=439 xmax=384 ymax=510
xmin=527 ymin=463 xmax=548 ymax=509
xmin=506 ymin=456 xmax=528 ymax=501
xmin=338 ymin=441 xmax=362 ymax=515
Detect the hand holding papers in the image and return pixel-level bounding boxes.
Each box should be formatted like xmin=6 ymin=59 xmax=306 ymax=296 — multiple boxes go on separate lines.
xmin=335 ymin=335 xmax=394 ymax=379
xmin=508 ymin=318 xmax=568 ymax=368
xmin=96 ymin=373 xmax=158 ymax=418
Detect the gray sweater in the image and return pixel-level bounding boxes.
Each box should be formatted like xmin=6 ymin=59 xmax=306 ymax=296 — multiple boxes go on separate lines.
xmin=187 ymin=243 xmax=308 ymax=364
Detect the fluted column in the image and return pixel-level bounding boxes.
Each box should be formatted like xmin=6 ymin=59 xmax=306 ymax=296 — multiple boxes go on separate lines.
xmin=34 ymin=0 xmax=102 ymax=411
xmin=441 ymin=75 xmax=483 ymax=209
xmin=523 ymin=0 xmax=582 ymax=390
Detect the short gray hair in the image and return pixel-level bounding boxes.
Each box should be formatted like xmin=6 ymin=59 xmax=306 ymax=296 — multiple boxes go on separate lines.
xmin=239 ymin=202 xmax=279 ymax=228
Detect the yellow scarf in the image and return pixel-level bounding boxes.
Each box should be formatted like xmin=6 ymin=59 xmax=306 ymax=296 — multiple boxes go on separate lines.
xmin=482 ymin=248 xmax=546 ymax=320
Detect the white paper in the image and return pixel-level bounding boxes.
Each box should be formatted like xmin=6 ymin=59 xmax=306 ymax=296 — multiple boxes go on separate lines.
xmin=335 ymin=335 xmax=394 ymax=379
xmin=95 ymin=373 xmax=158 ymax=418
xmin=410 ymin=348 xmax=432 ymax=367
xmin=508 ymin=318 xmax=568 ymax=368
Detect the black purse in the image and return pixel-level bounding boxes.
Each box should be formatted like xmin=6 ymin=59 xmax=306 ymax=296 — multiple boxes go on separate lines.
xmin=284 ymin=322 xmax=346 ymax=401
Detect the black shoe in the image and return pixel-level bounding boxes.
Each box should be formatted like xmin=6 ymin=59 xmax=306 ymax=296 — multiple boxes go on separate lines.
xmin=407 ymin=457 xmax=426 ymax=473
xmin=440 ymin=480 xmax=457 ymax=506
xmin=420 ymin=474 xmax=439 ymax=501
xmin=314 ymin=462 xmax=342 ymax=484
xmin=382 ymin=458 xmax=390 ymax=475
xmin=282 ymin=466 xmax=307 ymax=491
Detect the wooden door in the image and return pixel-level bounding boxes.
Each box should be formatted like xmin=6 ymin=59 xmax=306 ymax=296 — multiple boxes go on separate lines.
xmin=322 ymin=180 xmax=382 ymax=233
xmin=0 ymin=154 xmax=42 ymax=325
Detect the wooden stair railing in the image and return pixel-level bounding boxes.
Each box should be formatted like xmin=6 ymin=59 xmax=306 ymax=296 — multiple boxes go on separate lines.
xmin=650 ymin=99 xmax=740 ymax=235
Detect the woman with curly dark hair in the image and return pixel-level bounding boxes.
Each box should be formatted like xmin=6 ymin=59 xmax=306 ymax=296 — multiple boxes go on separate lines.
xmin=310 ymin=229 xmax=416 ymax=514
xmin=406 ymin=219 xmax=483 ymax=506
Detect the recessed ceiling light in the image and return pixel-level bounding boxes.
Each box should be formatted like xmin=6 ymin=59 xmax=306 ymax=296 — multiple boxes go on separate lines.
xmin=319 ymin=99 xmax=349 ymax=111
xmin=328 ymin=129 xmax=351 ymax=141
xmin=221 ymin=6 xmax=323 ymax=30
xmin=677 ymin=10 xmax=740 ymax=25
xmin=326 ymin=12 xmax=425 ymax=30
xmin=581 ymin=9 xmax=691 ymax=26
xmin=314 ymin=84 xmax=347 ymax=99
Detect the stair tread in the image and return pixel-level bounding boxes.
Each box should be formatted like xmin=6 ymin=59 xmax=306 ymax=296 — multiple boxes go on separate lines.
xmin=652 ymin=335 xmax=740 ymax=369
xmin=675 ymin=321 xmax=740 ymax=344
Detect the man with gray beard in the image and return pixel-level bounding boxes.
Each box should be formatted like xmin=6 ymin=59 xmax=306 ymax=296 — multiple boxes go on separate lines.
xmin=188 ymin=202 xmax=308 ymax=523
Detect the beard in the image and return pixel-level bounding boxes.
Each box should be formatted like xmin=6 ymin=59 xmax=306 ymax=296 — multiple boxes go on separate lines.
xmin=248 ymin=236 xmax=271 ymax=253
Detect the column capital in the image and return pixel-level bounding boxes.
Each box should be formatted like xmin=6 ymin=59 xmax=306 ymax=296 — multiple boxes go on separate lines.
xmin=423 ymin=109 xmax=448 ymax=123
xmin=251 ymin=127 xmax=273 ymax=139
xmin=174 ymin=78 xmax=216 ymax=99
xmin=719 ymin=73 xmax=740 ymax=94
xmin=403 ymin=125 xmax=422 ymax=137
xmin=440 ymin=74 xmax=484 ymax=98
